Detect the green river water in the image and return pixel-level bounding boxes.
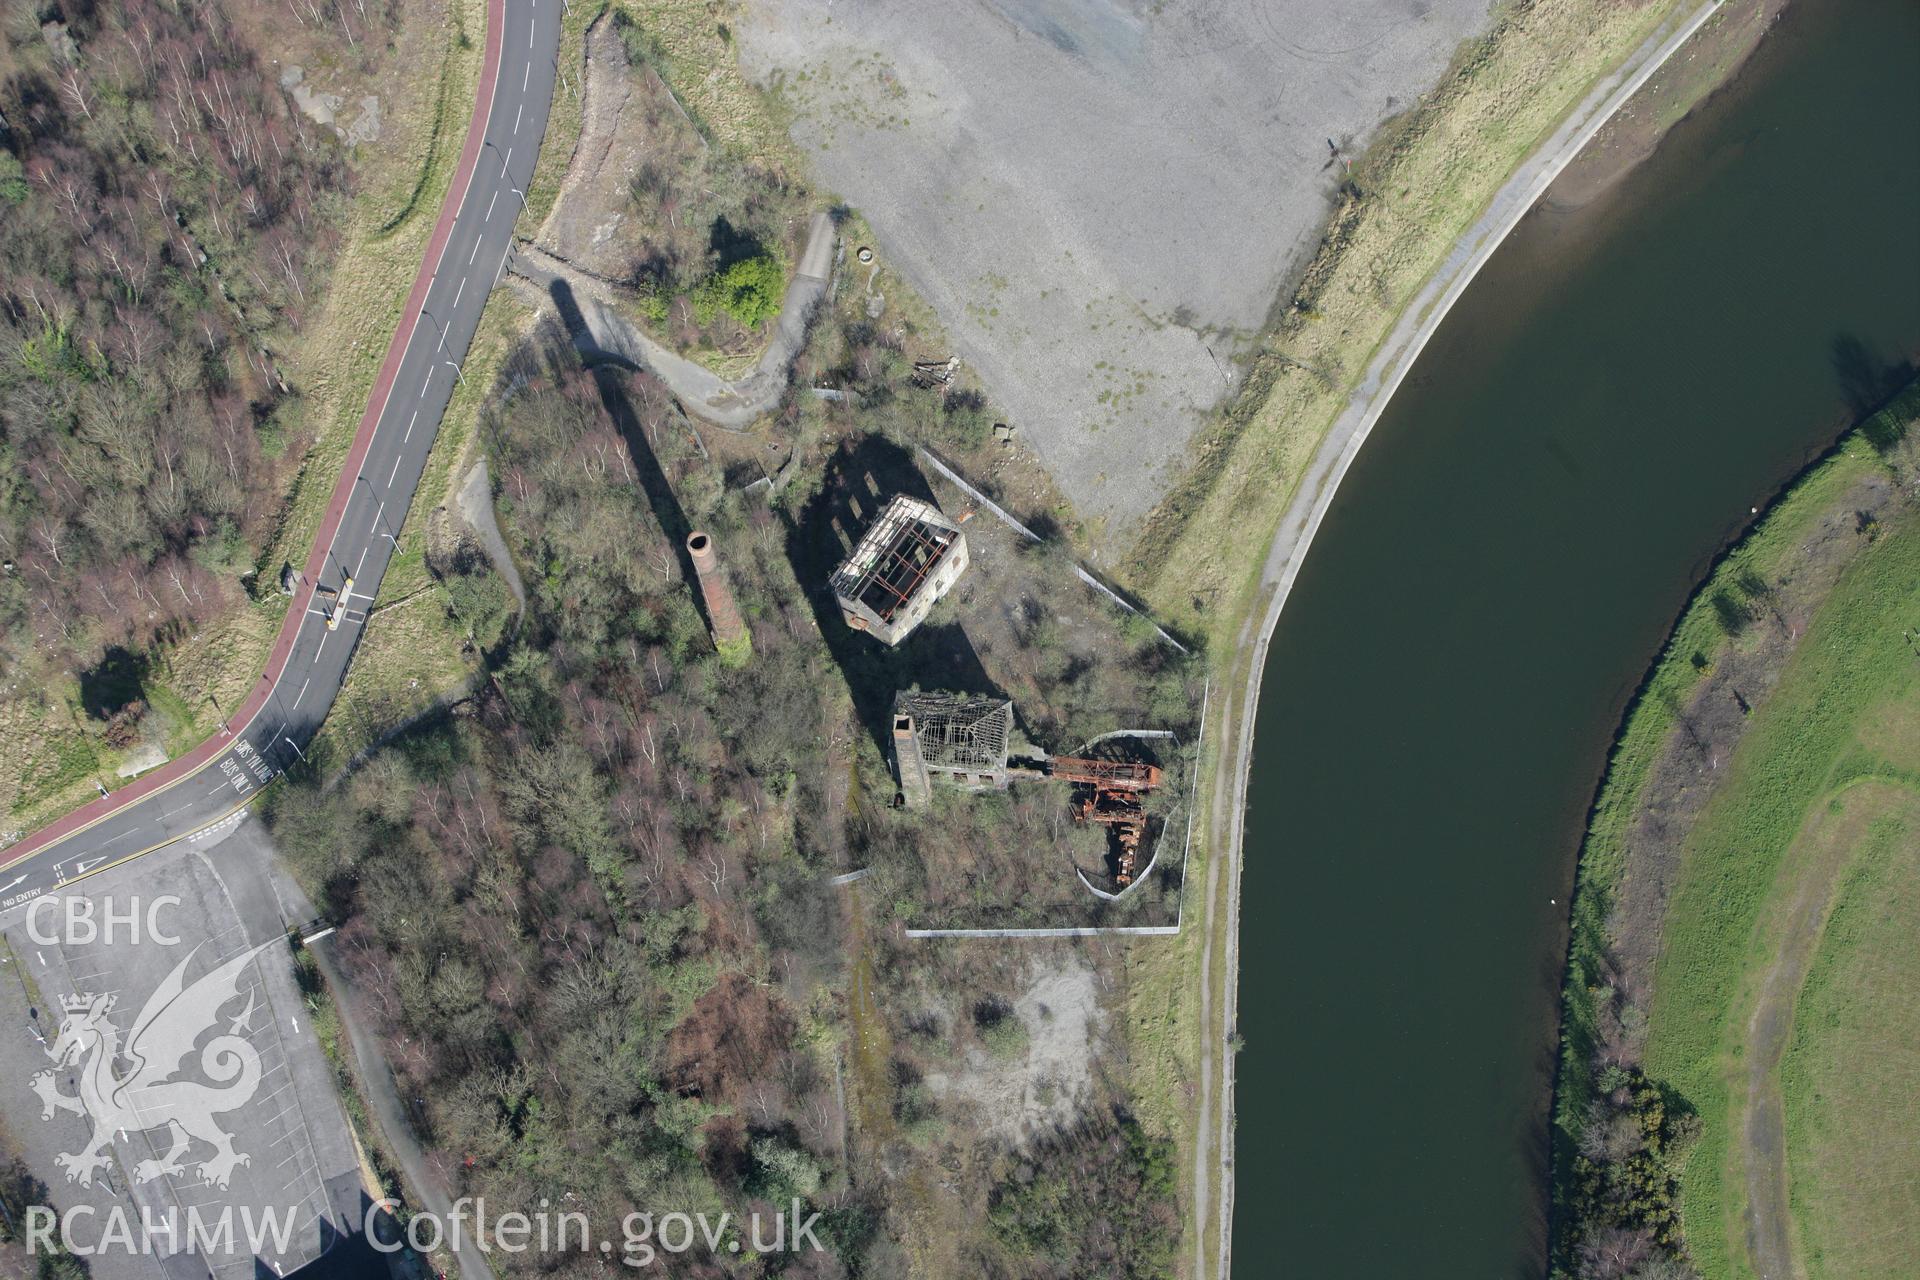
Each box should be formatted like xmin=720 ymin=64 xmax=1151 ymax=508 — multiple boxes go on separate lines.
xmin=1230 ymin=0 xmax=1920 ymax=1273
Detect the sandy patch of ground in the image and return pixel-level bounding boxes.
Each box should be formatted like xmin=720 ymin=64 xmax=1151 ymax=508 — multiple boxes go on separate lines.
xmin=735 ymin=0 xmax=1495 ymax=536
xmin=926 ymin=953 xmax=1106 ymax=1148
xmin=279 ymin=64 xmax=384 ymax=147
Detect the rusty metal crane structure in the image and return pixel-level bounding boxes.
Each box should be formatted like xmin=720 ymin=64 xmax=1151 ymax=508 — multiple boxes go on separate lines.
xmin=1034 ymin=756 xmax=1162 ymax=887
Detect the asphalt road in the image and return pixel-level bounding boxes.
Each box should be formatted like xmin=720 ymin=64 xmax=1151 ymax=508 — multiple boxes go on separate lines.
xmin=0 ymin=0 xmax=562 ymax=917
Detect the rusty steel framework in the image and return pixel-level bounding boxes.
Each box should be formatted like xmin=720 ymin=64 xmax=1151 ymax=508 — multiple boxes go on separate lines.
xmin=1048 ymin=755 xmax=1162 ymax=887
xmin=831 ymin=496 xmax=964 ymax=639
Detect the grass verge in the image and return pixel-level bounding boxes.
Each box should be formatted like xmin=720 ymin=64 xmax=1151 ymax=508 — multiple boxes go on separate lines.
xmin=1125 ymin=0 xmax=1686 ymax=638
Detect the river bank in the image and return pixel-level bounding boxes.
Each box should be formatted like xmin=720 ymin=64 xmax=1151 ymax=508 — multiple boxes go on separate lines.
xmin=1180 ymin=4 xmax=1724 ymax=1272
xmin=1205 ymin=0 xmax=1920 ymax=1270
xmin=1553 ymin=383 xmax=1920 ymax=1276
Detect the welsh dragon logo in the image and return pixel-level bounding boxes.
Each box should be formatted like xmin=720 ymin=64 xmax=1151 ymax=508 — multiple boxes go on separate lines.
xmin=30 ymin=940 xmax=274 ymax=1190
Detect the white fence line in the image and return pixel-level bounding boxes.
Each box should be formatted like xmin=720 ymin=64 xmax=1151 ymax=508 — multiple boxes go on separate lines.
xmin=916 ymin=447 xmax=1189 ymax=653
xmin=905 ymin=925 xmax=1182 ymax=939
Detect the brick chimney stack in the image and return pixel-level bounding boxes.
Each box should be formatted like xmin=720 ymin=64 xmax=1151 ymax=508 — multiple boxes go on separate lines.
xmin=686 ymin=531 xmax=750 ymax=663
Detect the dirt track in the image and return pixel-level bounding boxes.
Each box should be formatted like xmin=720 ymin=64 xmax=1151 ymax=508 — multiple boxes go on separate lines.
xmin=509 ymin=210 xmax=835 ymax=429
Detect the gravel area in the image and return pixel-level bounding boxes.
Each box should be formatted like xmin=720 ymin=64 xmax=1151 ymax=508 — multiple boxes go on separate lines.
xmin=736 ymin=0 xmax=1494 ymax=537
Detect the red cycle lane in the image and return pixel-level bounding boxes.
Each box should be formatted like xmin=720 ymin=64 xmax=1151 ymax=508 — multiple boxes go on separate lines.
xmin=2 ymin=0 xmax=509 ymax=869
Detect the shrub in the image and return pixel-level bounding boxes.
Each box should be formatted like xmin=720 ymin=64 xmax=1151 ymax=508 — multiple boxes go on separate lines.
xmin=691 ymin=255 xmax=785 ymax=329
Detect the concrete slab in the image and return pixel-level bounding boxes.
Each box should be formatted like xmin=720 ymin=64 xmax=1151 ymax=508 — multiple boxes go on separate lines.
xmin=736 ymin=0 xmax=1495 ymax=535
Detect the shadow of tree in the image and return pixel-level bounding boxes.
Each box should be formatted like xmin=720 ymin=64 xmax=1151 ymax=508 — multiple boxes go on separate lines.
xmin=1832 ymin=333 xmax=1916 ymax=454
xmin=79 ymin=645 xmax=148 ymax=720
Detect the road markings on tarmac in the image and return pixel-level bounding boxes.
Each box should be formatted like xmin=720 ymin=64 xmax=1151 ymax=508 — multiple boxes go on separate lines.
xmin=297 ymin=677 xmax=311 ymax=706
xmin=405 ymin=409 xmax=419 ymax=442
xmin=453 ymin=277 xmax=467 ymax=308
xmin=0 ymin=0 xmax=538 ymax=888
xmin=75 ymin=857 xmax=107 ymax=874
xmin=468 ymin=237 xmax=482 ymax=266
xmin=389 ymin=455 xmax=404 ymax=487
xmin=514 ymin=102 xmax=523 ymax=134
xmin=370 ymin=500 xmax=386 ymax=532
xmin=485 ymin=188 xmax=500 ymax=221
